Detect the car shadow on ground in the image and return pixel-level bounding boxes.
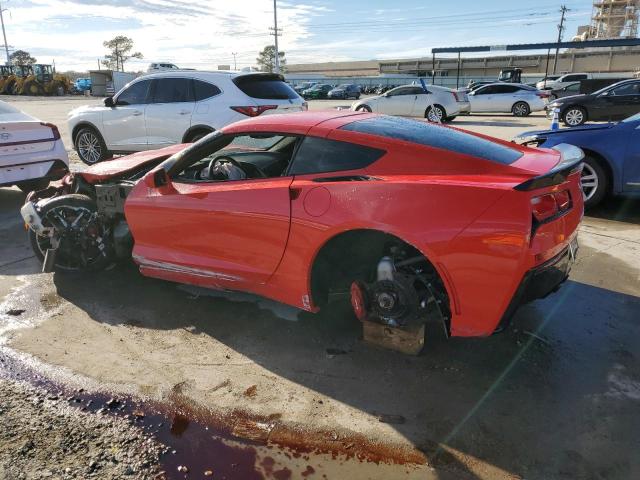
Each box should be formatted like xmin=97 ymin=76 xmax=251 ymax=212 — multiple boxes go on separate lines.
xmin=0 ymin=189 xmax=39 ymax=276
xmin=49 ymin=252 xmax=640 ymax=479
xmin=586 ymin=194 xmax=640 ymax=225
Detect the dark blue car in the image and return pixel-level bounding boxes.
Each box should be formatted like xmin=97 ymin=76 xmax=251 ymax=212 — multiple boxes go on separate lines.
xmin=515 ymin=112 xmax=640 ymax=208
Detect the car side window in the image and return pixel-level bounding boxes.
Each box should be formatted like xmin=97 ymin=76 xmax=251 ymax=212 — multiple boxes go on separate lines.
xmin=611 ymin=83 xmax=640 ymax=96
xmin=152 ymin=78 xmax=193 ymax=103
xmin=289 ymin=137 xmax=385 ymax=175
xmin=566 ymin=83 xmax=580 ymax=92
xmin=193 ymin=80 xmax=222 ymax=101
xmin=475 ymin=86 xmax=493 ymax=95
xmin=115 ymin=80 xmax=151 ymax=105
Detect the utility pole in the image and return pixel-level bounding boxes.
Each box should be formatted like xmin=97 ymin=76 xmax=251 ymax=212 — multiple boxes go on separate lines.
xmin=271 ymin=0 xmax=280 ymax=74
xmin=553 ymin=5 xmax=568 ymax=74
xmin=0 ymin=1 xmax=10 ymax=66
xmin=232 ymin=52 xmax=237 ymax=70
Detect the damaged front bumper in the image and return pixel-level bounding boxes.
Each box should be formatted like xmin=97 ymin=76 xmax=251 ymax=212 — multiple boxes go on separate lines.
xmin=497 ymin=236 xmax=578 ymax=332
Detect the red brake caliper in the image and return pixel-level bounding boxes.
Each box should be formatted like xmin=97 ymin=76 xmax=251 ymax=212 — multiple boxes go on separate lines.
xmin=350 ymin=281 xmax=368 ymax=321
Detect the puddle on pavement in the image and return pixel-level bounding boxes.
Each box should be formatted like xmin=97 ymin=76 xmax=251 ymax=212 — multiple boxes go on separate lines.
xmin=0 ymin=349 xmax=427 ymax=479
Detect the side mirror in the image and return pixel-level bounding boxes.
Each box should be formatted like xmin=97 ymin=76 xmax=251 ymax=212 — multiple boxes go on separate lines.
xmin=104 ymin=96 xmax=115 ymax=107
xmin=144 ymin=169 xmax=170 ymax=188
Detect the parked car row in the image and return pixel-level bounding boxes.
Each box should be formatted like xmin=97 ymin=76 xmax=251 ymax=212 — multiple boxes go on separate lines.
xmin=545 ymin=78 xmax=640 ymax=126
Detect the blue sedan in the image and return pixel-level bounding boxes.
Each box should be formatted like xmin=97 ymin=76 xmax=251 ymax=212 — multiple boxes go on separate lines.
xmin=515 ymin=113 xmax=640 ymax=207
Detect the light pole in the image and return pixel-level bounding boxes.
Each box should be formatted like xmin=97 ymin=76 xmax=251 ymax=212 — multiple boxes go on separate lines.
xmin=553 ymin=5 xmax=568 ymax=74
xmin=272 ymin=0 xmax=280 ymax=73
xmin=0 ymin=0 xmax=10 ymax=66
xmin=232 ymin=52 xmax=237 ymax=70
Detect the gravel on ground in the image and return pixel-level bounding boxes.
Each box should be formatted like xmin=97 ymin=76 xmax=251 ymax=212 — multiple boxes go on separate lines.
xmin=0 ymin=378 xmax=167 ymax=480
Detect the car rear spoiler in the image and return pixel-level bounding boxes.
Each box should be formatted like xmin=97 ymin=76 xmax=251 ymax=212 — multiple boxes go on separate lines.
xmin=514 ymin=143 xmax=584 ymax=191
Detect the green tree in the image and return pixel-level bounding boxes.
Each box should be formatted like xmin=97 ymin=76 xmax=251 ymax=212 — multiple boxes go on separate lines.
xmin=256 ymin=45 xmax=286 ymax=73
xmin=101 ymin=36 xmax=143 ymax=72
xmin=10 ymin=50 xmax=36 ymax=66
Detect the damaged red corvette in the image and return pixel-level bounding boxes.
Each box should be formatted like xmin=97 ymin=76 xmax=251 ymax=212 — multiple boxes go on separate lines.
xmin=20 ymin=111 xmax=583 ymax=339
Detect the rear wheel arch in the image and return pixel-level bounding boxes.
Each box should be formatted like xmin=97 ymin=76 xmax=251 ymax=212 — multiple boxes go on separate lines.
xmin=309 ymin=229 xmax=451 ymax=317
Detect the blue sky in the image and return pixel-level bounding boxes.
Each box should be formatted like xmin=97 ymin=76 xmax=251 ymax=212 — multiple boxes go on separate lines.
xmin=4 ymin=0 xmax=594 ymax=70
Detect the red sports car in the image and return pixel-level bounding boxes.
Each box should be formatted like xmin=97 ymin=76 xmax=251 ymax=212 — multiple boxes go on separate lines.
xmin=21 ymin=111 xmax=583 ymax=339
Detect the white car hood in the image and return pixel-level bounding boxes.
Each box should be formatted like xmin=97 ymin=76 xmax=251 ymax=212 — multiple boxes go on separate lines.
xmin=69 ymin=104 xmax=105 ymax=117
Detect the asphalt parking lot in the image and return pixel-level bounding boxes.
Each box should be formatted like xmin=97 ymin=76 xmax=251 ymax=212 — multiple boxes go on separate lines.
xmin=1 ymin=96 xmax=639 ymax=479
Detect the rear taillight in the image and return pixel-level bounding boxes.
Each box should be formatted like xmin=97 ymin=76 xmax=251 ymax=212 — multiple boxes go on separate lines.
xmin=536 ymin=91 xmax=550 ymax=98
xmin=230 ymin=105 xmax=278 ymax=117
xmin=531 ymin=190 xmax=572 ymax=223
xmin=451 ymin=91 xmax=460 ymax=102
xmin=40 ymin=122 xmax=60 ymax=140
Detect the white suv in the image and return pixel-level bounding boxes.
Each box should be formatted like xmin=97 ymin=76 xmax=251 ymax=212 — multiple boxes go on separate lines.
xmin=68 ymin=71 xmax=307 ymax=164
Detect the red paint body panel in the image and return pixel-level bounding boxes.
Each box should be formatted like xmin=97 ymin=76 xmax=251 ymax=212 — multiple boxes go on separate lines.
xmin=112 ymin=112 xmax=583 ymax=337
xmin=79 ymin=145 xmax=185 ymax=183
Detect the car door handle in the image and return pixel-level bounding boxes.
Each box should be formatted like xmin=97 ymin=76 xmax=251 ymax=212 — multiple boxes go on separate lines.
xmin=178 ymin=110 xmax=191 ymax=115
xmin=132 ymin=110 xmax=143 ymax=116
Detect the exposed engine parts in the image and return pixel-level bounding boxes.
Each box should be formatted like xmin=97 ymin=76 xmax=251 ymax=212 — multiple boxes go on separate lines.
xmin=21 ymin=178 xmax=137 ymax=272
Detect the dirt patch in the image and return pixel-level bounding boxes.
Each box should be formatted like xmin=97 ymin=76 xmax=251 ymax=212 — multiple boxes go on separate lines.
xmin=0 ymin=378 xmax=166 ymax=479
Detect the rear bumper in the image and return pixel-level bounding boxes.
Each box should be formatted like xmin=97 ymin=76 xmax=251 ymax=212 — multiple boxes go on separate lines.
xmin=496 ymin=236 xmax=578 ymax=332
xmin=0 ymin=158 xmax=69 ymax=187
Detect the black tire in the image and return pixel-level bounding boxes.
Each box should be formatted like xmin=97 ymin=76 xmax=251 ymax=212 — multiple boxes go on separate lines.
xmin=425 ymin=104 xmax=446 ymax=122
xmin=74 ymin=127 xmax=110 ymax=165
xmin=562 ymin=106 xmax=587 ymax=126
xmin=10 ymin=82 xmax=20 ymax=95
xmin=185 ymin=129 xmax=212 ymax=143
xmin=581 ymin=156 xmax=608 ymax=209
xmin=512 ymin=101 xmax=530 ymax=117
xmin=28 ymin=194 xmax=111 ymax=272
xmin=22 ymin=80 xmax=44 ymax=96
xmin=17 ymin=179 xmax=49 ymax=193
xmin=443 ymin=116 xmax=456 ymax=123
xmin=2 ymin=80 xmax=14 ymax=95
xmin=356 ymin=105 xmax=372 ymax=112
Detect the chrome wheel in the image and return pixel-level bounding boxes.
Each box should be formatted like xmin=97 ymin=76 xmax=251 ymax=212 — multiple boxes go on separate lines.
xmin=564 ymin=108 xmax=585 ymax=126
xmin=512 ymin=102 xmax=530 ymax=117
xmin=77 ymin=131 xmax=102 ymax=164
xmin=581 ymin=163 xmax=599 ymax=203
xmin=426 ymin=106 xmax=444 ymax=122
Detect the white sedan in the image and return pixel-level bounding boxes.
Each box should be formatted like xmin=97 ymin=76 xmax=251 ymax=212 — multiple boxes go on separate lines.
xmin=467 ymin=83 xmax=549 ymax=116
xmin=0 ymin=101 xmax=69 ymax=193
xmin=351 ymin=84 xmax=463 ymax=122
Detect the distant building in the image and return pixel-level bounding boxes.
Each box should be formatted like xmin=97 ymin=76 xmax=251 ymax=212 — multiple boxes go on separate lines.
xmin=286 ymin=47 xmax=640 ymax=80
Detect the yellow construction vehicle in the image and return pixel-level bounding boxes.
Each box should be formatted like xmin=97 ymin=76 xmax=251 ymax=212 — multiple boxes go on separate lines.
xmin=3 ymin=65 xmax=32 ymax=94
xmin=0 ymin=65 xmax=12 ymax=92
xmin=20 ymin=64 xmax=71 ymax=95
